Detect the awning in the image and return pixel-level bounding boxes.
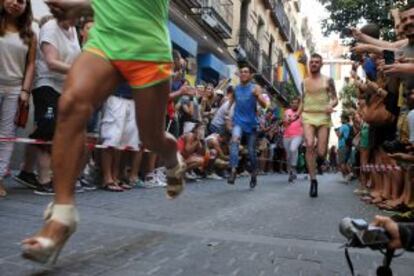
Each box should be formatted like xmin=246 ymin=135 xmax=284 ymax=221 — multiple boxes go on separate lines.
xmin=284 ymin=54 xmax=303 ymax=95
xmin=198 ymin=53 xmax=230 ymax=78
xmin=168 ymin=21 xmax=198 ymax=57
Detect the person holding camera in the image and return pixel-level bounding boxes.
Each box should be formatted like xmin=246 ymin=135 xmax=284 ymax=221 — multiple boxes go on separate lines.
xmin=372 ymin=216 xmax=414 ymax=250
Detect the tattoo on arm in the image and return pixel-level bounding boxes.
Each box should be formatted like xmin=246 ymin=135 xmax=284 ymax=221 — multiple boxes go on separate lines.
xmin=328 ymin=78 xmax=338 ymax=106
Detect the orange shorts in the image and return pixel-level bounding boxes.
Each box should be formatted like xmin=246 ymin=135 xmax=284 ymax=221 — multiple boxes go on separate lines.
xmin=86 ymin=48 xmax=172 ymax=89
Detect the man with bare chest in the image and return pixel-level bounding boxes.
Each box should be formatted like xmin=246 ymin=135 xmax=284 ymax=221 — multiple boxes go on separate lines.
xmin=300 ymin=53 xmax=338 ymax=198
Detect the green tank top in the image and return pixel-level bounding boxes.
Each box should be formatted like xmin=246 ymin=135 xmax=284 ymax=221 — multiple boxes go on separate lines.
xmin=85 ymin=0 xmax=172 ymax=62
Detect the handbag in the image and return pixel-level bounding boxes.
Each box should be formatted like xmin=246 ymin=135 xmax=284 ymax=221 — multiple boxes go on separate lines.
xmin=361 ymin=89 xmax=395 ymax=126
xmin=14 ymin=97 xmax=29 ymax=128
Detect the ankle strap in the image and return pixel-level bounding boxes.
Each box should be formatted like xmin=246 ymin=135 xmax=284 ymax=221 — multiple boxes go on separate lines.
xmin=44 ymin=203 xmax=79 ymax=226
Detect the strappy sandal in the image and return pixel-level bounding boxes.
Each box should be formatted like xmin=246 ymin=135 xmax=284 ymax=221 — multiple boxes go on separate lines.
xmin=102 ymin=182 xmax=123 ymax=192
xmin=117 ymin=180 xmax=132 ymax=190
xmin=166 ymin=153 xmax=186 ymax=199
xmin=22 ymin=203 xmax=78 ymax=265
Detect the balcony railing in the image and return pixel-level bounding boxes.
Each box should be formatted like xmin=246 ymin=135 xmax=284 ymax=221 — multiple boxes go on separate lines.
xmin=240 ymin=31 xmax=260 ymax=70
xmin=175 ymin=0 xmax=203 ymax=9
xmin=271 ymin=1 xmax=290 ymax=41
xmin=199 ymin=0 xmax=233 ymax=39
xmin=261 ymin=51 xmax=272 ymax=82
xmin=286 ymin=29 xmax=298 ymax=52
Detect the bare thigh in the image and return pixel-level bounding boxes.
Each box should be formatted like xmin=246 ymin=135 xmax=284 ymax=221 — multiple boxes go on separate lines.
xmin=303 ymin=124 xmax=316 ymax=148
xmin=316 ymin=126 xmax=329 ymax=156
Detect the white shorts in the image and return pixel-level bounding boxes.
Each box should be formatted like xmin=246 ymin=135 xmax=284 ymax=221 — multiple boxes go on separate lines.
xmin=100 ymin=95 xmax=140 ymax=150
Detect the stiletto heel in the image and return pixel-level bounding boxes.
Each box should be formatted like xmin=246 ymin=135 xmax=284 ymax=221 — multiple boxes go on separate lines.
xmin=22 ymin=203 xmax=79 ymax=265
xmin=166 ymin=153 xmax=186 ymax=199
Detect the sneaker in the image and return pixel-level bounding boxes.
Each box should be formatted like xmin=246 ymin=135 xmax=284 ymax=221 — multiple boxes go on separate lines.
xmin=206 ymin=173 xmax=223 ymax=180
xmin=13 ymin=171 xmax=39 ymax=189
xmin=129 ymin=178 xmax=146 ymax=188
xmin=185 ymin=172 xmax=197 ymax=181
xmin=79 ymin=177 xmax=97 ymax=191
xmin=227 ymin=169 xmax=236 ymax=185
xmin=155 ymin=167 xmax=167 ymax=182
xmin=33 ymin=182 xmax=55 ymax=196
xmin=75 ymin=181 xmax=85 ymax=193
xmin=144 ymin=173 xmax=166 ymax=188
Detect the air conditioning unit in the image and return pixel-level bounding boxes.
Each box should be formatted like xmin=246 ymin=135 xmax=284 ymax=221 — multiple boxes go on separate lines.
xmin=202 ymin=13 xmax=218 ymax=28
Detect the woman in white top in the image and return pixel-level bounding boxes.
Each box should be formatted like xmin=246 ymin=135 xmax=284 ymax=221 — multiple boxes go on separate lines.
xmin=0 ymin=0 xmax=36 ymax=197
xmin=15 ymin=15 xmax=81 ymax=195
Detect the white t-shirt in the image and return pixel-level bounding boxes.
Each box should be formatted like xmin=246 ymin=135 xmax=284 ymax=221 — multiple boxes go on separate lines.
xmin=34 ymin=19 xmax=81 ymax=92
xmin=0 ymin=32 xmax=29 ymax=88
xmin=211 ymin=100 xmax=235 ymax=128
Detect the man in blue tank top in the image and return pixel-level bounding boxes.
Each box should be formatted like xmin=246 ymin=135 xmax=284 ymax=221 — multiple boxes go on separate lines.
xmin=228 ymin=65 xmax=269 ymax=187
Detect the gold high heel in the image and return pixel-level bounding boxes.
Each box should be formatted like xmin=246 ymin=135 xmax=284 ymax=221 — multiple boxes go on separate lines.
xmin=22 ymin=203 xmax=79 ymax=265
xmin=166 ymin=153 xmax=186 ymax=199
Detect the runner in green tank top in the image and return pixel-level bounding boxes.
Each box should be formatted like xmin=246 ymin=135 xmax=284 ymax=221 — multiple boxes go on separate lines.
xmin=22 ymin=0 xmax=186 ymax=265
xmin=299 ymin=53 xmax=338 ymax=198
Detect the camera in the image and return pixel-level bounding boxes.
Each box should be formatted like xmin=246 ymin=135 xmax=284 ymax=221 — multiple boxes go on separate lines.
xmin=339 ymin=218 xmax=400 ymax=276
xmin=382 ymin=140 xmax=408 ymax=154
xmin=340 ymin=218 xmax=390 ymax=249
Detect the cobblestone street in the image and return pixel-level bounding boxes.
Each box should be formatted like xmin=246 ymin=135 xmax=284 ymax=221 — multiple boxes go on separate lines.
xmin=1 ymin=173 xmax=413 ymax=276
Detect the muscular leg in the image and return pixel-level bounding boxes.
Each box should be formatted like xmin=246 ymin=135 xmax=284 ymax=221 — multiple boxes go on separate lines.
xmin=23 ymin=52 xmax=122 ymax=247
xmin=132 ymin=81 xmax=178 ymax=172
xmin=316 ymin=126 xmax=329 ymax=161
xmin=303 ymin=124 xmax=316 ymax=180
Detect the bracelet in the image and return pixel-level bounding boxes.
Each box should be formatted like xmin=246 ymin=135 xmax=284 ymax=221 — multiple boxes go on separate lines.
xmin=21 ymin=89 xmax=30 ymax=94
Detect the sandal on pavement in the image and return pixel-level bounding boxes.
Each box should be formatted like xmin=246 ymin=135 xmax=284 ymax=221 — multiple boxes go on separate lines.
xmin=22 ymin=203 xmax=79 ymax=265
xmin=166 ymin=153 xmax=186 ymax=199
xmin=102 ymin=182 xmax=123 ymax=192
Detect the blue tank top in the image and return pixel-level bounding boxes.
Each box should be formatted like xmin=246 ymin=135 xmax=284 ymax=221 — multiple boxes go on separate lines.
xmin=233 ymin=82 xmax=258 ymax=133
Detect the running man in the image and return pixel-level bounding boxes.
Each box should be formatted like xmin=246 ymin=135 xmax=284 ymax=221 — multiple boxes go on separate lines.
xmin=300 ymin=53 xmax=338 ymax=198
xmin=22 ymin=0 xmax=186 ymax=264
xmin=227 ymin=65 xmax=268 ymax=188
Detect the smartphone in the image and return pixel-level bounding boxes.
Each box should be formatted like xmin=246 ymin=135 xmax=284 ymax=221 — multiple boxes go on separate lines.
xmin=383 ymin=50 xmax=395 ymax=65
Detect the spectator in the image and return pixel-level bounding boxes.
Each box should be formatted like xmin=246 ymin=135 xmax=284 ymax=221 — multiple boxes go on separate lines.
xmin=0 ymin=0 xmax=36 ymax=197
xmin=336 ymin=114 xmax=353 ymax=182
xmin=18 ymin=16 xmax=81 ymax=195
xmin=283 ymin=97 xmax=304 ymax=182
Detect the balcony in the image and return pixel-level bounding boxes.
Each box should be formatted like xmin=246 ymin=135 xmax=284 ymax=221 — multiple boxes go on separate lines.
xmin=287 ymin=29 xmax=297 ymax=52
xmin=261 ymin=51 xmax=272 ymax=82
xmin=198 ymin=0 xmax=233 ymax=39
xmin=239 ymin=31 xmax=260 ymax=70
xmin=271 ymin=1 xmax=290 ymax=41
xmin=178 ymin=0 xmax=203 ymax=8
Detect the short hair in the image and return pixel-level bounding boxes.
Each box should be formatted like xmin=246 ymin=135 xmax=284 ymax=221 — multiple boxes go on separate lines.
xmin=310 ymin=53 xmax=323 ymax=60
xmin=291 ymin=97 xmax=301 ymax=103
xmin=401 ymin=1 xmax=414 ymax=12
xmin=238 ymin=63 xmax=253 ymax=73
xmin=360 ymin=23 xmax=381 ymax=39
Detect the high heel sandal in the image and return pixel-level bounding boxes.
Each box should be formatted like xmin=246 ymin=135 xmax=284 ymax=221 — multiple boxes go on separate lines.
xmin=166 ymin=153 xmax=186 ymax=199
xmin=22 ymin=202 xmax=79 ymax=265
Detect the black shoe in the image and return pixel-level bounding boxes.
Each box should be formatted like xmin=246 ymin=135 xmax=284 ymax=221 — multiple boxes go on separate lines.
xmin=288 ymin=172 xmax=294 ymax=183
xmin=12 ymin=171 xmax=39 ymax=189
xmin=33 ymin=181 xmax=55 ymax=196
xmin=249 ymin=173 xmax=257 ymax=189
xmin=227 ymin=170 xmax=236 ymax=185
xmin=316 ymin=157 xmax=324 ymax=175
xmin=309 ymin=179 xmax=318 ymax=198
